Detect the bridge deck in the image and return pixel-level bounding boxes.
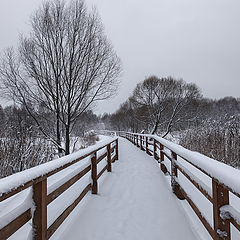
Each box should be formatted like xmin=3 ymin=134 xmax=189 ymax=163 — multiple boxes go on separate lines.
xmin=52 ymin=138 xmax=198 ymax=240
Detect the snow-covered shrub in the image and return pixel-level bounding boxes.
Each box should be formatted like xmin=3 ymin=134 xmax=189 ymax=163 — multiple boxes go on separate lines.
xmin=80 ymin=131 xmax=100 ymax=149
xmin=0 ymin=106 xmax=56 ymax=178
xmin=179 ymin=115 xmax=240 ymax=168
xmin=0 ymin=134 xmax=55 ymax=178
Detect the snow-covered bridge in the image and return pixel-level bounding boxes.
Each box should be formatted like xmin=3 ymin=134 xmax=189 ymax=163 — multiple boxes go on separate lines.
xmin=0 ymin=133 xmax=240 ymax=240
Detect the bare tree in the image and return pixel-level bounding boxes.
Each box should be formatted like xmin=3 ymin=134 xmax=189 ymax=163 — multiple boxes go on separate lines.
xmin=0 ymin=0 xmax=121 ymax=155
xmin=131 ymin=76 xmax=201 ymax=135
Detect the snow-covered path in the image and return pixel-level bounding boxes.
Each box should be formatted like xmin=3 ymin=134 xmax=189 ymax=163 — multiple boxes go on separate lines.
xmin=53 ymin=138 xmax=198 ymax=240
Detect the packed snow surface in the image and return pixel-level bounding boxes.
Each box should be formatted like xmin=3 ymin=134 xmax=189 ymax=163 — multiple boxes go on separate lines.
xmin=52 ymin=138 xmax=198 ymax=240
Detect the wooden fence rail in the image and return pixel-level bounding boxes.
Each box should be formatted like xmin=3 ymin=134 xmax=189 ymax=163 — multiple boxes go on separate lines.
xmin=0 ymin=138 xmax=119 ymax=240
xmin=120 ymin=132 xmax=240 ymax=240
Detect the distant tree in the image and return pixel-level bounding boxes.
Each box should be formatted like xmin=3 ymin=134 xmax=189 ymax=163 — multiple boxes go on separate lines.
xmin=110 ymin=100 xmax=138 ymax=132
xmin=72 ymin=110 xmax=99 ymax=137
xmin=131 ymin=76 xmax=201 ymax=136
xmin=0 ymin=105 xmax=5 ymax=135
xmin=0 ymin=0 xmax=121 ymax=155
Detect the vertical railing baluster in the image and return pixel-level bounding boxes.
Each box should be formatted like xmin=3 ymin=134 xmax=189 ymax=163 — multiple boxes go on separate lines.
xmin=115 ymin=139 xmax=119 ymax=161
xmin=140 ymin=135 xmax=143 ymax=150
xmin=171 ymin=151 xmax=185 ymax=200
xmin=33 ymin=178 xmax=47 ymax=240
xmin=91 ymin=152 xmax=98 ymax=194
xmin=160 ymin=143 xmax=167 ymax=174
xmin=146 ymin=136 xmax=150 ymax=155
xmin=153 ymin=139 xmax=158 ymax=160
xmin=107 ymin=144 xmax=112 ymax=171
xmin=212 ymin=180 xmax=230 ymax=240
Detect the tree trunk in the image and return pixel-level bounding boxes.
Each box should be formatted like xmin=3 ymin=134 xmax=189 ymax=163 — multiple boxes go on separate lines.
xmin=56 ymin=115 xmax=63 ymax=155
xmin=65 ymin=124 xmax=70 ymax=155
xmin=151 ymin=121 xmax=158 ymax=135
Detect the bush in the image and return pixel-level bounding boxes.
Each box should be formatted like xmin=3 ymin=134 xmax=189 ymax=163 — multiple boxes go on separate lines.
xmin=80 ymin=131 xmax=100 ymax=149
xmin=0 ymin=135 xmax=55 ymax=178
xmin=179 ymin=115 xmax=240 ymax=168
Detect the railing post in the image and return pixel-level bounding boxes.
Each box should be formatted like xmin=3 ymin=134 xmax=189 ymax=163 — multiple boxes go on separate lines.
xmin=171 ymin=151 xmax=185 ymax=200
xmin=146 ymin=136 xmax=151 ymax=155
xmin=160 ymin=143 xmax=168 ymax=174
xmin=212 ymin=180 xmax=230 ymax=240
xmin=33 ymin=178 xmax=47 ymax=240
xmin=115 ymin=138 xmax=119 ymax=161
xmin=153 ymin=139 xmax=158 ymax=160
xmin=107 ymin=144 xmax=112 ymax=172
xmin=91 ymin=152 xmax=98 ymax=194
xmin=136 ymin=135 xmax=139 ymax=147
xmin=140 ymin=135 xmax=143 ymax=150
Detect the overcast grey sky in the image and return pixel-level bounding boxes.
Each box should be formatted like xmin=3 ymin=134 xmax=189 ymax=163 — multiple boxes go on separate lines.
xmin=0 ymin=0 xmax=240 ymax=114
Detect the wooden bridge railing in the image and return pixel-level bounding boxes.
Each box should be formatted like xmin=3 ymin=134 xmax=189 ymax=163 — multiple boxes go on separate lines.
xmin=0 ymin=138 xmax=118 ymax=240
xmin=120 ymin=132 xmax=240 ymax=240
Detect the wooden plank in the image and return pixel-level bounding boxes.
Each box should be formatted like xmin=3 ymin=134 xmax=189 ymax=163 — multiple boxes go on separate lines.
xmin=153 ymin=139 xmax=158 ymax=160
xmin=91 ymin=153 xmax=98 ymax=194
xmin=163 ymin=152 xmax=172 ymax=162
xmin=180 ymin=186 xmax=216 ymax=239
xmin=96 ymin=152 xmax=107 ymax=164
xmin=47 ymin=165 xmax=91 ymax=205
xmin=111 ymin=155 xmax=118 ymax=163
xmin=115 ymin=139 xmax=119 ymax=160
xmin=136 ymin=135 xmax=139 ymax=147
xmin=0 ymin=209 xmax=31 ymax=239
xmin=159 ymin=144 xmax=168 ymax=174
xmin=97 ymin=165 xmax=108 ymax=180
xmin=0 ymin=176 xmax=43 ymax=202
xmin=47 ymin=184 xmax=91 ymax=239
xmin=140 ymin=136 xmax=144 ymax=150
xmin=171 ymin=152 xmax=185 ymax=200
xmin=33 ymin=178 xmax=47 ymax=240
xmin=107 ymin=144 xmax=112 ymax=172
xmin=146 ymin=137 xmax=151 ymax=155
xmin=212 ymin=180 xmax=230 ymax=240
xmin=177 ymin=165 xmax=212 ymax=203
xmin=230 ymin=217 xmax=240 ymax=231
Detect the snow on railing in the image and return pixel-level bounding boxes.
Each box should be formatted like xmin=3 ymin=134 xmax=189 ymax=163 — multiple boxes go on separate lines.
xmin=120 ymin=131 xmax=240 ymax=240
xmin=0 ymin=137 xmax=119 ymax=239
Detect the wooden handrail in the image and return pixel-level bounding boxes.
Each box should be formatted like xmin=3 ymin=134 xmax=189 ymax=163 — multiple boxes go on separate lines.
xmin=0 ymin=138 xmax=119 ymax=240
xmin=121 ymin=132 xmax=239 ymax=240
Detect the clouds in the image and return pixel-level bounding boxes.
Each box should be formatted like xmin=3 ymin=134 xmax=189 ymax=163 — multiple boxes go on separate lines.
xmin=98 ymin=0 xmax=240 ymax=113
xmin=0 ymin=0 xmax=240 ymax=113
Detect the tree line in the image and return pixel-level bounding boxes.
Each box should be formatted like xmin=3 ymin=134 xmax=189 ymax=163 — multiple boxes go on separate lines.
xmin=101 ymin=76 xmax=240 ymax=168
xmin=0 ymin=104 xmax=99 ymax=177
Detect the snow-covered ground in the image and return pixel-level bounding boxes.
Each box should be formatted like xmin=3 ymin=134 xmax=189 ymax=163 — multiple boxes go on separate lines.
xmin=1 ymin=136 xmax=239 ymax=239
xmin=51 ymin=138 xmax=198 ymax=240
